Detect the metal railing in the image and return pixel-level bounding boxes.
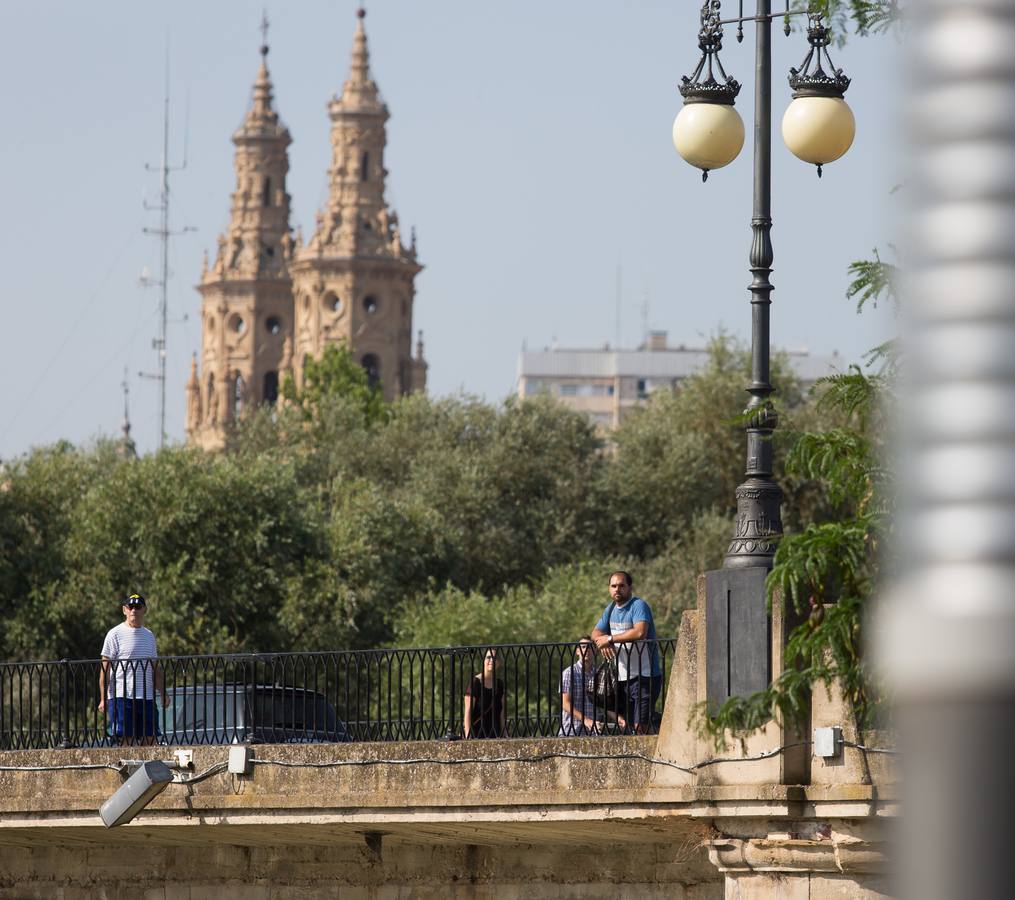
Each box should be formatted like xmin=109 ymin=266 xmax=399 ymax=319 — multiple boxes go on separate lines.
xmin=0 ymin=640 xmax=675 ymax=750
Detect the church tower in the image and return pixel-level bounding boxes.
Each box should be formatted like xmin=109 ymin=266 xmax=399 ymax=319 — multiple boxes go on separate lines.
xmin=290 ymin=8 xmax=427 ymax=401
xmin=186 ymin=28 xmax=295 ymax=450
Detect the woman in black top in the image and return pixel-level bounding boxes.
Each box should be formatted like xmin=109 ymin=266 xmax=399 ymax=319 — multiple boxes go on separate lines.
xmin=463 ymin=648 xmax=506 ymax=738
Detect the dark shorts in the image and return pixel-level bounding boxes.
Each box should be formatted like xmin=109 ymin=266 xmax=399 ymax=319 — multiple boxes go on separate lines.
xmin=618 ymin=676 xmax=663 ymax=732
xmin=109 ymin=698 xmax=160 ymax=738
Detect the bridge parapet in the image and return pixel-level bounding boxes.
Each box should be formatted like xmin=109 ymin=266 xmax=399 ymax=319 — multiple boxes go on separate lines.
xmin=0 ymin=593 xmax=897 ymax=898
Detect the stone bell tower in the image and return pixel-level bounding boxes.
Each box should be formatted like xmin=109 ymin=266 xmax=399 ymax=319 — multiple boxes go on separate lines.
xmin=186 ymin=30 xmax=295 ymax=450
xmin=290 ymin=8 xmax=427 ymax=401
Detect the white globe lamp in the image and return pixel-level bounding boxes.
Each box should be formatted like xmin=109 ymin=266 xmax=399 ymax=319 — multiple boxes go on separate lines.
xmin=783 ymin=13 xmax=854 ymax=177
xmin=673 ymin=5 xmax=743 ymax=181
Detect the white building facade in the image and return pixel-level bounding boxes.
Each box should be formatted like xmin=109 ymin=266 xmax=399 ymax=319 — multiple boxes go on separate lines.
xmin=517 ymin=331 xmax=841 ymax=430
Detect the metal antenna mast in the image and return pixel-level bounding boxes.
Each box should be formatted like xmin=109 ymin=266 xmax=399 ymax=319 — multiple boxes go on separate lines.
xmin=614 ymin=260 xmax=623 ymax=349
xmin=141 ymin=49 xmax=195 ymax=450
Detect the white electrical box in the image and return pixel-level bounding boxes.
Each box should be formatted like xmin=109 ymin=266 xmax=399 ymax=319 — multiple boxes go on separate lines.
xmin=228 ymin=745 xmax=253 ymax=775
xmin=813 ymin=726 xmax=843 ymax=758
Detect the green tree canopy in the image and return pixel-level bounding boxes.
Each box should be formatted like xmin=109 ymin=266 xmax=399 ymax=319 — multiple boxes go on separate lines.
xmin=280 ymin=342 xmax=387 ymax=425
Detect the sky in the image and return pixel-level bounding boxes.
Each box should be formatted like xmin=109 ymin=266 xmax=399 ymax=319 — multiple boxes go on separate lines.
xmin=0 ymin=1 xmax=901 ymax=457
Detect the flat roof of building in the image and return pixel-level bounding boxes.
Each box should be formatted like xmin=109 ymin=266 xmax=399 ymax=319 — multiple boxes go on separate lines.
xmin=517 ymin=346 xmax=843 ymax=382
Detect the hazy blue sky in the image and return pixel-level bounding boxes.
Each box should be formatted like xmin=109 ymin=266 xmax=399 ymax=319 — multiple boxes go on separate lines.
xmin=0 ymin=1 xmax=900 ymax=457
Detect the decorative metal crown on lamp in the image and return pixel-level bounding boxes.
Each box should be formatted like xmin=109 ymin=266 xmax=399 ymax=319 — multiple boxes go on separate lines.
xmin=673 ymin=1 xmax=745 ymax=182
xmin=782 ymin=9 xmax=855 ymax=177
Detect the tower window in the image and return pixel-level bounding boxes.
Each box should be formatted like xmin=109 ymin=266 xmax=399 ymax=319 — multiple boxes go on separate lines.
xmin=362 ymin=353 xmax=381 ymax=388
xmin=263 ymin=371 xmax=279 ymax=406
xmin=262 ymin=177 xmax=272 ymax=207
xmin=363 ymin=296 xmax=379 ymax=316
xmin=207 ymin=373 xmax=217 ymax=423
xmin=233 ymin=373 xmax=246 ymax=416
xmin=229 ymin=314 xmax=246 ymax=334
xmin=322 ymin=293 xmax=343 ymax=315
xmin=265 ymin=316 xmax=283 ymax=336
xmin=361 ymin=152 xmax=369 ymax=182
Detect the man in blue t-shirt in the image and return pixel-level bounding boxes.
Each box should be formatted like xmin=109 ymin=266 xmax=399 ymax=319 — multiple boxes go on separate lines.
xmin=591 ymin=570 xmax=662 ymax=734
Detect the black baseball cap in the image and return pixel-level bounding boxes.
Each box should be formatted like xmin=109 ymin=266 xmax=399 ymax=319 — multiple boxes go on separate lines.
xmin=124 ymin=593 xmax=147 ymax=608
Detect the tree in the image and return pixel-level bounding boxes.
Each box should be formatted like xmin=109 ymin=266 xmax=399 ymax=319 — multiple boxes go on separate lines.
xmin=51 ymin=449 xmax=346 ymax=659
xmin=280 ymin=342 xmax=387 ymax=425
xmin=0 ymin=441 xmax=123 ymax=660
xmin=603 ymin=334 xmax=811 ymax=560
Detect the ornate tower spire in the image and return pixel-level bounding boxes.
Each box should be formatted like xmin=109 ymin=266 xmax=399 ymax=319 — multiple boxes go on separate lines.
xmin=291 ymin=7 xmax=425 ymax=401
xmin=341 ymin=8 xmax=383 ymax=111
xmin=205 ymin=20 xmax=293 ymax=284
xmin=188 ymin=20 xmax=295 ymax=450
xmin=117 ymin=368 xmax=138 ymax=460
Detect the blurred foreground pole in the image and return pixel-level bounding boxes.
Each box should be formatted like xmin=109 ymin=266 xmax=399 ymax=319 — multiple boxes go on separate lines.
xmin=884 ymin=1 xmax=1015 ymax=897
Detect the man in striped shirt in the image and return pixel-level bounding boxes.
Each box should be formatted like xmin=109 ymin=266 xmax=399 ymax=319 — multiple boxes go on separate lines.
xmin=98 ymin=594 xmax=167 ymax=745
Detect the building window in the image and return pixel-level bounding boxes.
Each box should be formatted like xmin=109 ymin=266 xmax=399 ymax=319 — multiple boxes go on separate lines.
xmin=262 ymin=176 xmax=272 ymax=207
xmin=362 ymin=353 xmax=381 ymax=388
xmin=323 ymin=293 xmax=343 ymax=315
xmin=361 ymin=152 xmax=369 ymax=182
xmin=206 ymin=373 xmax=216 ymax=423
xmin=233 ymin=373 xmax=246 ymax=417
xmin=265 ymin=316 xmax=282 ymax=336
xmin=560 ymin=384 xmax=578 ymax=397
xmin=263 ymin=371 xmax=279 ymax=406
xmin=363 ymin=295 xmax=379 ymax=315
xmin=637 ymin=378 xmax=648 ymax=399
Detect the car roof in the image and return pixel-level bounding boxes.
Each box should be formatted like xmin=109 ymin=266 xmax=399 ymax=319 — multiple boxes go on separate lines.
xmin=168 ymin=683 xmax=321 ymax=695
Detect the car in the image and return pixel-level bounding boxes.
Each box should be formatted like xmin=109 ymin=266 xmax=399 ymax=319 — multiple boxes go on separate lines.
xmin=163 ymin=683 xmax=352 ymax=745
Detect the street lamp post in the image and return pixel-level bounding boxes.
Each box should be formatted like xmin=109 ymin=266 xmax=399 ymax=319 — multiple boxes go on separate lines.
xmin=672 ymin=2 xmax=854 ymax=702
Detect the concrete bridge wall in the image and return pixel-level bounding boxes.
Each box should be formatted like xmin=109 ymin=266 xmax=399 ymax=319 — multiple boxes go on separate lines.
xmin=0 ymin=601 xmax=896 ymax=898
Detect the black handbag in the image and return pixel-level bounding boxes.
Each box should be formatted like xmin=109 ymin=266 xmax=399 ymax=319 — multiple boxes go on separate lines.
xmin=593 ymin=657 xmax=618 ymax=711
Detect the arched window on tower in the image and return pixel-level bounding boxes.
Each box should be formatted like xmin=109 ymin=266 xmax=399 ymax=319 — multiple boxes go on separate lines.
xmin=262 ymin=176 xmax=272 ymax=207
xmin=360 ymin=152 xmax=369 ymax=183
xmin=207 ymin=373 xmax=217 ymax=424
xmin=233 ymin=373 xmax=246 ymax=418
xmin=263 ymin=371 xmax=279 ymax=407
xmin=362 ymin=353 xmax=381 ymax=389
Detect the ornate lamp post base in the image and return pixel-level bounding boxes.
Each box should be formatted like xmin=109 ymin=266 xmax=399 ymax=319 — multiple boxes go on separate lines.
xmin=724 ymin=477 xmax=783 ymax=568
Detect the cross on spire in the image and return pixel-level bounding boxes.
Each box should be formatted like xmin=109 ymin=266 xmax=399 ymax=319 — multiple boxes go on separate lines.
xmin=260 ymin=10 xmax=269 ymax=57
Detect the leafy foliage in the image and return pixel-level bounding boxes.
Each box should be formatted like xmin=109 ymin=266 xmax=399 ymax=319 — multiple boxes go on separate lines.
xmin=280 ymin=342 xmax=387 ymax=425
xmin=847 ymin=248 xmax=899 ymax=313
xmin=848 ymin=1 xmax=902 ymax=36
xmin=797 ymin=1 xmax=903 ymax=40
